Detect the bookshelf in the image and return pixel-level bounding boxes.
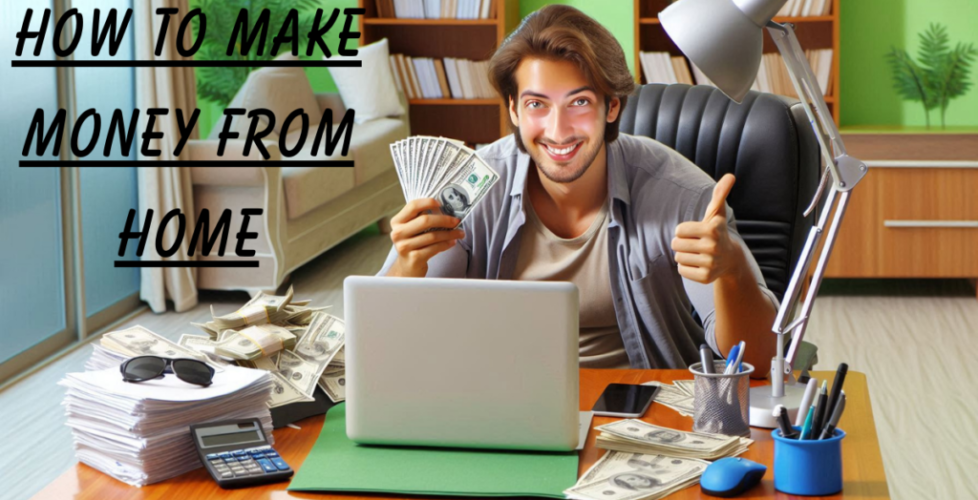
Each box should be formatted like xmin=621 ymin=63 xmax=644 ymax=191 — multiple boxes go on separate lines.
xmin=633 ymin=0 xmax=842 ymax=125
xmin=359 ymin=0 xmax=521 ymax=145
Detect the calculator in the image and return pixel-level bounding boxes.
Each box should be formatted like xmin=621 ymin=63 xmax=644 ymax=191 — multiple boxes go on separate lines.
xmin=190 ymin=419 xmax=293 ymax=488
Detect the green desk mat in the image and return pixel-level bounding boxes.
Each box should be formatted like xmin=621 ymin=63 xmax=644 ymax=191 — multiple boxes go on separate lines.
xmin=288 ymin=404 xmax=579 ymax=498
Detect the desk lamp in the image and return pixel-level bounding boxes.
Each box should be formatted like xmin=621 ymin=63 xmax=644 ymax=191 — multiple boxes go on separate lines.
xmin=660 ymin=0 xmax=868 ymax=428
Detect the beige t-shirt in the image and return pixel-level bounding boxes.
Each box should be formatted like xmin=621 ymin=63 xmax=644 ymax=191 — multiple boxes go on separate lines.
xmin=513 ymin=200 xmax=630 ymax=369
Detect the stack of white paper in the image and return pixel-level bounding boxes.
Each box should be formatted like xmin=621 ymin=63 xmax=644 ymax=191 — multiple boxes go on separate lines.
xmin=59 ymin=364 xmax=274 ymax=487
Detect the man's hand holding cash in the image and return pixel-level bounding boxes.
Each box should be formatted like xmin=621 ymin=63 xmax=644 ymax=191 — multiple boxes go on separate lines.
xmin=385 ymin=136 xmax=499 ymax=278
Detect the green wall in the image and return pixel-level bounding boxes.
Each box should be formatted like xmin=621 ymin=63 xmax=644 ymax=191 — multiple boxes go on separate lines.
xmin=196 ymin=0 xmax=977 ymax=136
xmin=518 ymin=0 xmax=635 ymax=76
xmin=841 ymin=0 xmax=978 ymax=128
xmin=196 ymin=0 xmax=355 ymax=138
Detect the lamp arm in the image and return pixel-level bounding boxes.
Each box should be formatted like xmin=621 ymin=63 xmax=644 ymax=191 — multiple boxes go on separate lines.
xmin=763 ymin=23 xmax=868 ymax=382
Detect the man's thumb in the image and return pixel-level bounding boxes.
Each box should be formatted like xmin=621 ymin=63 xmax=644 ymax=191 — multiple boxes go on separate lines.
xmin=704 ymin=174 xmax=735 ymax=221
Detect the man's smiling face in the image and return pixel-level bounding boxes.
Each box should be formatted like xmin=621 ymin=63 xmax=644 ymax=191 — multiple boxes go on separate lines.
xmin=509 ymin=57 xmax=620 ymax=184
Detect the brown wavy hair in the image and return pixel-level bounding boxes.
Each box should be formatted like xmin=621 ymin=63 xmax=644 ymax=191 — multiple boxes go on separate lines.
xmin=488 ymin=5 xmax=635 ymax=150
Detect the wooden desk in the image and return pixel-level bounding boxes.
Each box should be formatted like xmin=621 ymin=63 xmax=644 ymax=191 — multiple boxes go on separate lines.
xmin=34 ymin=369 xmax=889 ymax=499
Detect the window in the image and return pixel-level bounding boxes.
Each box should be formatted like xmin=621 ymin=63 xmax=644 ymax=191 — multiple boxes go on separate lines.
xmin=0 ymin=0 xmax=141 ymax=384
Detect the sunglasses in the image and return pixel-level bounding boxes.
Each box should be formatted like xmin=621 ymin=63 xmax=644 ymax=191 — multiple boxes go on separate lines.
xmin=120 ymin=356 xmax=215 ymax=387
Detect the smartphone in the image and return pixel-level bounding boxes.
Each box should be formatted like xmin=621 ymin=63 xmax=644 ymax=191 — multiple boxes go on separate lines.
xmin=592 ymin=383 xmax=659 ymax=417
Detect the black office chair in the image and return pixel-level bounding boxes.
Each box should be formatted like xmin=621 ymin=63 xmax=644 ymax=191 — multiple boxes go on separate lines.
xmin=619 ymin=83 xmax=821 ymax=371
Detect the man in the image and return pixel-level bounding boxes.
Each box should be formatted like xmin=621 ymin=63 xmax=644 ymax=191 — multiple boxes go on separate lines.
xmin=379 ymin=5 xmax=778 ymax=375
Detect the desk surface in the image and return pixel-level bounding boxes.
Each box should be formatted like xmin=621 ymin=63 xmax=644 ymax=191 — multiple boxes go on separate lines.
xmin=34 ymin=369 xmax=889 ymax=500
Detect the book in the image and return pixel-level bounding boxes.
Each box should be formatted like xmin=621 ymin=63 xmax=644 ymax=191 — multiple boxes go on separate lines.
xmin=388 ymin=55 xmax=404 ymax=93
xmin=444 ymin=58 xmax=463 ymax=99
xmin=458 ymin=59 xmax=474 ymax=99
xmin=671 ymin=56 xmax=694 ymax=85
xmin=401 ymin=54 xmax=422 ymax=99
xmin=480 ymin=0 xmax=493 ymax=19
xmin=801 ymin=0 xmax=814 ymax=17
xmin=434 ymin=59 xmax=452 ymax=98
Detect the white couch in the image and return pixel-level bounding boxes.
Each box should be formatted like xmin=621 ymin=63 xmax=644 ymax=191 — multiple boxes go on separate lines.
xmin=186 ymin=64 xmax=408 ymax=294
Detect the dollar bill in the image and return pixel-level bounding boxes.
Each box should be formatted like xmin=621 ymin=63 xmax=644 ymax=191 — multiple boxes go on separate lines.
xmin=565 ymin=451 xmax=709 ymax=500
xmin=318 ymin=370 xmax=346 ymax=403
xmin=642 ymin=381 xmax=694 ymax=416
xmin=596 ymin=420 xmax=751 ymax=460
xmin=268 ymin=372 xmax=312 ymax=408
xmin=673 ymin=379 xmax=695 ymax=397
xmin=213 ymin=325 xmax=296 ymax=361
xmin=293 ymin=313 xmax=345 ymax=366
xmin=177 ymin=334 xmax=232 ymax=369
xmin=390 ymin=136 xmax=499 ymax=226
xmin=271 ymin=349 xmax=320 ymax=397
xmin=102 ymin=326 xmax=212 ymax=366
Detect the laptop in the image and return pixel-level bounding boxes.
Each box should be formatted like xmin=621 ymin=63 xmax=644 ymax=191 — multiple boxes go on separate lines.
xmin=343 ymin=276 xmax=580 ymax=451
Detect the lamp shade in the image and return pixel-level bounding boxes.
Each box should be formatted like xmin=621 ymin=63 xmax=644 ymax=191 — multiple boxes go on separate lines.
xmin=660 ymin=0 xmax=770 ymax=103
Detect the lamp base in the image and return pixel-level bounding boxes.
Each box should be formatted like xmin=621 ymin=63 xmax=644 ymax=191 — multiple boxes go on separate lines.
xmin=749 ymin=382 xmax=808 ymax=428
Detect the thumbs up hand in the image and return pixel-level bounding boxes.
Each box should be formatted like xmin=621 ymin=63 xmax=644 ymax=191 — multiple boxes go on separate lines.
xmin=672 ymin=174 xmax=744 ymax=284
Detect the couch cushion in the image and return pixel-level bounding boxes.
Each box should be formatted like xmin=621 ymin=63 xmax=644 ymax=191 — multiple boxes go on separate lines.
xmin=347 ymin=118 xmax=410 ymax=185
xmin=281 ymin=139 xmax=356 ymax=220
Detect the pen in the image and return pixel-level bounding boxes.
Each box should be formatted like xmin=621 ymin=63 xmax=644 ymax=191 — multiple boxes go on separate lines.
xmin=818 ymin=393 xmax=846 ymax=440
xmin=774 ymin=404 xmax=798 ymax=439
xmin=795 ymin=378 xmax=819 ymax=427
xmin=723 ymin=344 xmax=741 ymax=375
xmin=824 ymin=363 xmax=848 ymax=433
xmin=699 ymin=344 xmax=716 ymax=374
xmin=732 ymin=341 xmax=746 ymax=372
xmin=799 ymin=405 xmax=815 ymax=440
xmin=811 ymin=380 xmax=828 ymax=437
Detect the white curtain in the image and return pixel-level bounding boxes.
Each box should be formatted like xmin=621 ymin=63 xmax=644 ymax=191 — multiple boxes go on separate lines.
xmin=135 ymin=0 xmax=199 ymax=313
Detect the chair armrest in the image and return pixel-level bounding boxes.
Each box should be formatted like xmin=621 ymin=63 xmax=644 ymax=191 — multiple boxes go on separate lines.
xmin=186 ymin=139 xmax=281 ymax=187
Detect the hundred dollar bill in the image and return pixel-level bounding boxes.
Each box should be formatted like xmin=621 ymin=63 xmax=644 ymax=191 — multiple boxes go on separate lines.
xmin=598 ymin=419 xmax=738 ymax=451
xmin=431 ymin=152 xmax=498 ymax=224
xmin=596 ymin=420 xmax=750 ymax=460
xmin=318 ymin=370 xmax=346 ymax=403
xmin=293 ymin=313 xmax=345 ymax=366
xmin=251 ymin=353 xmax=279 ymax=373
xmin=565 ymin=451 xmax=708 ymax=500
xmin=673 ymin=379 xmax=695 ymax=397
xmin=276 ymin=349 xmax=326 ymax=398
xmin=177 ymin=334 xmax=232 ymax=368
xmin=642 ymin=381 xmax=694 ymax=416
xmin=101 ymin=326 xmax=213 ymax=366
xmin=268 ymin=372 xmax=312 ymax=408
xmin=213 ymin=325 xmax=296 ymax=361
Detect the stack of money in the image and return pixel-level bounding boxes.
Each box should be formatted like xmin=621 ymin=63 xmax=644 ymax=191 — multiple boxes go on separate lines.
xmin=642 ymin=380 xmax=694 ymax=417
xmin=390 ymin=135 xmax=499 ymax=222
xmin=191 ymin=286 xmax=323 ymax=338
xmin=595 ymin=420 xmax=751 ymax=460
xmin=91 ymin=326 xmax=218 ymax=370
xmin=87 ymin=287 xmax=347 ymax=410
xmin=565 ymin=451 xmax=709 ymax=500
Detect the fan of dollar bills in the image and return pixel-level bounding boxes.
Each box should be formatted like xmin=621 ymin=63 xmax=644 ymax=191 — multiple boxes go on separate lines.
xmin=86 ymin=287 xmax=346 ymax=409
xmin=390 ymin=136 xmax=499 ymax=222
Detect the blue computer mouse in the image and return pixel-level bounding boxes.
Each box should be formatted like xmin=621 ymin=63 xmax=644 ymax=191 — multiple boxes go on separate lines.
xmin=700 ymin=457 xmax=767 ymax=497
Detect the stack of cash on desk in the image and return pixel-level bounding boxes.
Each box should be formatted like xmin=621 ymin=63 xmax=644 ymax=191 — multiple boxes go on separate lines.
xmin=564 ymin=420 xmax=753 ymax=500
xmin=59 ymin=364 xmax=273 ymax=486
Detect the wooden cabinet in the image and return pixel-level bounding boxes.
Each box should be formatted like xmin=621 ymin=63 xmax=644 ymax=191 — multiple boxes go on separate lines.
xmin=825 ymin=133 xmax=978 ymax=279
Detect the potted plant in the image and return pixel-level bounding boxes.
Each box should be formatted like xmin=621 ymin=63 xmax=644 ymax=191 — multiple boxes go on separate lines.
xmin=887 ymin=23 xmax=976 ymax=129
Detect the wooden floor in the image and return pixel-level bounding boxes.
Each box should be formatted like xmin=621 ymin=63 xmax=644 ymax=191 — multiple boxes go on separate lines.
xmin=2 ymin=226 xmax=976 ymax=500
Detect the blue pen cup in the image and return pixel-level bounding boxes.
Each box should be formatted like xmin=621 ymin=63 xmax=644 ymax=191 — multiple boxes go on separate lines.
xmin=771 ymin=426 xmax=845 ymax=496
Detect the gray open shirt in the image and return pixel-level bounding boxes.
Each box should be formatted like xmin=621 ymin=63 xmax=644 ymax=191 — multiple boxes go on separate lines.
xmin=378 ymin=134 xmax=778 ymax=369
